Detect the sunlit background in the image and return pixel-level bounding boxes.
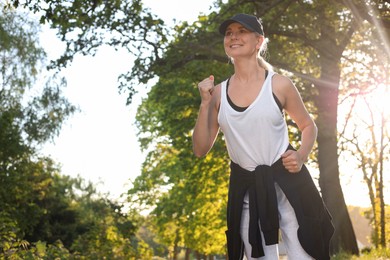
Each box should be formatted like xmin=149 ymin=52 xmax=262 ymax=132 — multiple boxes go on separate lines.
xmin=42 ymin=0 xmax=216 ymax=201
xmin=41 ymin=0 xmax=389 ymax=209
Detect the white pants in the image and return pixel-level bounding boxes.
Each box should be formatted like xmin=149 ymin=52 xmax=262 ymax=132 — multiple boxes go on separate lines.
xmin=240 ymin=183 xmax=314 ymax=260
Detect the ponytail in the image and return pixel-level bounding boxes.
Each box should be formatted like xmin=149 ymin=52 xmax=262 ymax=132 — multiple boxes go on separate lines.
xmin=257 ymin=56 xmax=273 ymax=71
xmin=257 ymin=36 xmax=273 ymax=71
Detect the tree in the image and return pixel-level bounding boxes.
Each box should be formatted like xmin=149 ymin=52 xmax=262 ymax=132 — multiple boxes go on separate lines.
xmin=128 ymin=75 xmax=230 ymax=257
xmin=337 ymin=14 xmax=389 ymax=248
xmin=341 ymin=97 xmax=389 ymax=248
xmin=0 ymin=5 xmax=77 ymax=238
xmin=69 ymin=181 xmax=147 ymax=259
xmin=129 ymin=0 xmax=389 ymax=254
xmin=5 ymin=0 xmax=168 ymax=104
xmin=1 ymin=7 xmax=148 ymax=258
xmin=7 ymin=0 xmax=389 ymax=255
xmin=0 ymin=6 xmax=75 ymax=257
xmin=339 ymin=66 xmax=389 ymax=249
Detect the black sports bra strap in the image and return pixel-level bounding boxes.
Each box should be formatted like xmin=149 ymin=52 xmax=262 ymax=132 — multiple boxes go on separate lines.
xmin=226 ymin=70 xmax=282 ymax=112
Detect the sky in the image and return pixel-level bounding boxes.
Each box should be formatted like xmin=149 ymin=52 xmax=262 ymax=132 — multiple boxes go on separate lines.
xmin=39 ymin=1 xmax=387 ymax=208
xmin=41 ymin=0 xmax=216 ymax=201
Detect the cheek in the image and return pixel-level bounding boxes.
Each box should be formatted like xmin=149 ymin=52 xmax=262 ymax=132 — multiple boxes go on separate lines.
xmin=223 ymin=38 xmax=229 ymax=46
xmin=224 ymin=40 xmax=231 ymax=53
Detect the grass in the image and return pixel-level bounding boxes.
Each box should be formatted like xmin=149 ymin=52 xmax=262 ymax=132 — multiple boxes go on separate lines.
xmin=332 ymin=248 xmax=390 ymax=260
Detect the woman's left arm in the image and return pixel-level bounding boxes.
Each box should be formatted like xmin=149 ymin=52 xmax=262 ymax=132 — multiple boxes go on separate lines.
xmin=274 ymin=75 xmax=318 ymax=173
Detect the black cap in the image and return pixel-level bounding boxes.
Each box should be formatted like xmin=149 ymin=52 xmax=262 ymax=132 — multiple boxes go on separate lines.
xmin=219 ymin=13 xmax=264 ymax=35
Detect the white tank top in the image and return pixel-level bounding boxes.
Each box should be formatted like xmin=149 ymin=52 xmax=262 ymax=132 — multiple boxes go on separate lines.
xmin=218 ymin=71 xmax=289 ymax=171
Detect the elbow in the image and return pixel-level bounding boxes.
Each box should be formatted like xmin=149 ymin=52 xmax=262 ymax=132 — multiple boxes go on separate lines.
xmin=193 ymin=142 xmax=209 ymax=158
xmin=299 ymin=119 xmax=318 ymax=139
xmin=194 ymin=152 xmax=204 ymax=158
xmin=192 ymin=136 xmax=209 ymax=158
xmin=193 ymin=147 xmax=206 ymax=158
xmin=302 ymin=118 xmax=317 ymax=133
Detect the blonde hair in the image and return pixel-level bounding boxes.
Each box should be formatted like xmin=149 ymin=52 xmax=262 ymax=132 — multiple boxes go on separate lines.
xmin=256 ymin=34 xmax=273 ymax=71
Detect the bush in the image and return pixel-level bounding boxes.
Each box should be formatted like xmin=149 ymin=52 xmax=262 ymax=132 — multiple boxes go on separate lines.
xmin=332 ymin=248 xmax=390 ymax=260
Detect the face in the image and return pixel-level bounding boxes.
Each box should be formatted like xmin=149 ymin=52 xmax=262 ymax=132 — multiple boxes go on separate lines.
xmin=224 ymin=22 xmax=262 ymax=60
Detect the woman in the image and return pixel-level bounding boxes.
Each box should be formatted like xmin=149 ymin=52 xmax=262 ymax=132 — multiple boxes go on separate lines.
xmin=192 ymin=13 xmax=334 ymax=260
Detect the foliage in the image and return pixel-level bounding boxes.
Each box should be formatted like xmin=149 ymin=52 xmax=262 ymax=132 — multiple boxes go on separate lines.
xmin=0 ymin=6 xmax=76 ymax=241
xmin=69 ymin=189 xmax=144 ymax=259
xmin=362 ymin=205 xmax=390 ymax=250
xmin=338 ymin=17 xmax=390 ymax=248
xmin=129 ymin=0 xmax=389 ymax=256
xmin=4 ymin=0 xmax=170 ymax=104
xmin=331 ymin=247 xmax=390 ymax=260
xmin=4 ymin=0 xmax=389 ymax=257
xmin=129 ymin=73 xmax=231 ymax=255
xmin=0 ymin=6 xmax=148 ymax=259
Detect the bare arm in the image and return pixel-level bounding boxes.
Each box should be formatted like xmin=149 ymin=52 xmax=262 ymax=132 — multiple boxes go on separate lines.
xmin=192 ymin=75 xmax=221 ymax=157
xmin=274 ymin=75 xmax=317 ymax=173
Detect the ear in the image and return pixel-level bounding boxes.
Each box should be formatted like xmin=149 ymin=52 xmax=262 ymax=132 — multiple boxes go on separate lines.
xmin=256 ymin=35 xmax=264 ymax=49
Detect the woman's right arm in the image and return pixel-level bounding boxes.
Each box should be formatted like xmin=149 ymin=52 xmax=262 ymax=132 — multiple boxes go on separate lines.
xmin=192 ymin=76 xmax=220 ymax=157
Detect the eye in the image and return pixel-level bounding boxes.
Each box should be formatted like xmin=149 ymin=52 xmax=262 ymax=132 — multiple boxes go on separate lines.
xmin=225 ymin=31 xmax=233 ymax=37
xmin=239 ymin=28 xmax=251 ymax=34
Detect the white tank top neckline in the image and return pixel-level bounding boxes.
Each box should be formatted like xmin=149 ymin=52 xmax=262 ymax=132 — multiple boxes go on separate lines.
xmin=217 ymin=71 xmax=289 ymax=171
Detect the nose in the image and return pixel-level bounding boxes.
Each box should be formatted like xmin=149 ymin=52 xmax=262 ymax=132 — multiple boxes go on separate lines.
xmin=229 ymin=31 xmax=239 ymax=40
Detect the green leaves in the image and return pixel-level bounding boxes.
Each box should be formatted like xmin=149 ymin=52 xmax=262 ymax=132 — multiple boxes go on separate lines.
xmin=129 ymin=0 xmax=389 ymax=256
xmin=0 ymin=6 xmax=147 ymax=259
xmin=6 ymin=0 xmax=169 ymax=104
xmin=129 ymin=51 xmax=231 ymax=254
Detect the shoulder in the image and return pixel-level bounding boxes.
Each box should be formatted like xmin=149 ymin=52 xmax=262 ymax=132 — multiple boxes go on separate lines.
xmin=272 ymin=73 xmax=299 ymax=98
xmin=271 ymin=73 xmax=299 ymax=108
xmin=272 ymin=73 xmax=294 ymax=90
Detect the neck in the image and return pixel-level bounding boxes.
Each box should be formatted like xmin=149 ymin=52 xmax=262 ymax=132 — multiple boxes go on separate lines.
xmin=233 ymin=59 xmax=264 ymax=82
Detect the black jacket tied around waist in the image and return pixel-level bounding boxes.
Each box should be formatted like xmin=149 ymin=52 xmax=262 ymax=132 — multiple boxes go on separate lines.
xmin=225 ymin=150 xmax=334 ymax=260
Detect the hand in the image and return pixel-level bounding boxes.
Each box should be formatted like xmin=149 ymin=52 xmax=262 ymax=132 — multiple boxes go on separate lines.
xmin=198 ymin=75 xmax=215 ymax=102
xmin=281 ymin=150 xmax=303 ymax=173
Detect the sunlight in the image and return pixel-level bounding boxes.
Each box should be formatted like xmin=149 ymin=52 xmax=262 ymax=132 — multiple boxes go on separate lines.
xmin=356 ymin=84 xmax=390 ymax=124
xmin=365 ymin=1 xmax=390 ymax=61
xmin=337 ymin=73 xmax=389 ymax=208
xmin=360 ymin=83 xmax=390 ymax=120
xmin=374 ymin=84 xmax=390 ymax=110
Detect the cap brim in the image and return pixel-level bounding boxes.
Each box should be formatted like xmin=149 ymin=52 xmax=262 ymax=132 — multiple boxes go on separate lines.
xmin=218 ymin=19 xmax=256 ymax=35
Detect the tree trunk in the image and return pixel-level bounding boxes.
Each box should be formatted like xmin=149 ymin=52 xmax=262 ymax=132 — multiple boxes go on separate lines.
xmin=316 ymin=58 xmax=359 ymax=255
xmin=185 ymin=248 xmax=191 ymax=260
xmin=173 ymin=234 xmax=179 ymax=260
xmin=379 ymin=111 xmax=386 ymax=247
